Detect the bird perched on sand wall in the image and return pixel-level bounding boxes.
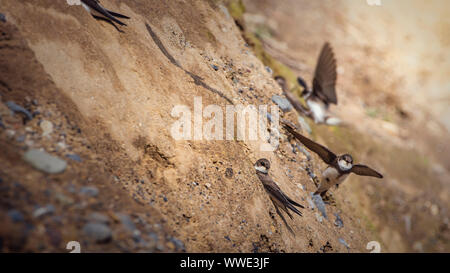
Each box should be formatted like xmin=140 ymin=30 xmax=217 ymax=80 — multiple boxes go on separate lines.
xmin=255 ymin=158 xmax=304 ymax=219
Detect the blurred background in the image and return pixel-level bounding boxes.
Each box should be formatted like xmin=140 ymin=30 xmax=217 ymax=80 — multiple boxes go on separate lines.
xmin=242 ymin=0 xmax=450 ymax=252
xmin=244 ymin=0 xmax=450 ymax=131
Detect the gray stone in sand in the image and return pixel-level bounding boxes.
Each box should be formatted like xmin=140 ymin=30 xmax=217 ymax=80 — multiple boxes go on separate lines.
xmin=311 ymin=193 xmax=328 ymax=219
xmin=271 ymin=95 xmax=293 ymax=112
xmin=83 ymin=222 xmax=112 ymax=243
xmin=23 ymin=149 xmax=67 ymax=174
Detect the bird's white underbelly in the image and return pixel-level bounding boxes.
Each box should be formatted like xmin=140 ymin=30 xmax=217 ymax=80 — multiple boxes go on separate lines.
xmin=317 ymin=167 xmax=349 ymax=192
xmin=307 ymin=99 xmax=327 ymax=123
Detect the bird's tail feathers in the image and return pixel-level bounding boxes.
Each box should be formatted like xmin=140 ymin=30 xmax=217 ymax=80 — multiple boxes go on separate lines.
xmin=287 ymin=203 xmax=303 ymax=217
xmin=286 ymin=196 xmax=305 ymax=209
xmin=106 ymin=9 xmax=131 ymax=19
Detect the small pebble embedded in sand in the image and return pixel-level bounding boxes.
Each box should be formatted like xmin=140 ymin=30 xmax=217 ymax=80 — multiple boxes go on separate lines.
xmin=23 ymin=149 xmax=67 ymax=174
xmin=40 ymin=120 xmax=53 ymax=137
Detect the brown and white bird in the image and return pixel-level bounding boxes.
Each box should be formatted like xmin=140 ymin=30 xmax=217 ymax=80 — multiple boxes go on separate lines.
xmin=283 ymin=124 xmax=383 ymax=197
xmin=255 ymin=159 xmax=304 ymax=219
xmin=296 ymin=42 xmax=339 ymax=124
xmin=81 ymin=0 xmax=130 ymax=30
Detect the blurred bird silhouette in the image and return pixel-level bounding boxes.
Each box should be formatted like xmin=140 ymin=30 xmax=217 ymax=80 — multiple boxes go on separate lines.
xmin=296 ymin=42 xmax=341 ymax=125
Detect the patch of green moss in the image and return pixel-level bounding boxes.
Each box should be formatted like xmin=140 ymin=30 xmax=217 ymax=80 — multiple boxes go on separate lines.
xmin=361 ymin=214 xmax=376 ymax=233
xmin=382 ymin=114 xmax=393 ymax=123
xmin=204 ymin=29 xmax=217 ymax=44
xmin=254 ymin=25 xmax=274 ymax=40
xmin=366 ymin=108 xmax=379 ymax=118
xmin=366 ymin=107 xmax=396 ymax=123
xmin=227 ymin=0 xmax=246 ymax=21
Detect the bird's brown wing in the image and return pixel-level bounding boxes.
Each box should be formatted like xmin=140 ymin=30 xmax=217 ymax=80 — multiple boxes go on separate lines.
xmin=105 ymin=10 xmax=130 ymax=19
xmin=283 ymin=123 xmax=337 ymax=164
xmin=284 ymin=195 xmax=305 ymax=209
xmin=351 ymin=164 xmax=383 ymax=178
xmin=82 ymin=0 xmax=128 ymax=26
xmin=273 ymin=205 xmax=295 ymax=234
xmin=312 ymin=42 xmax=337 ymax=104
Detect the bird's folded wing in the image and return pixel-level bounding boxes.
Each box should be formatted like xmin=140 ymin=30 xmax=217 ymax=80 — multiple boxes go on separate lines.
xmin=284 ymin=195 xmax=305 ymax=209
xmin=284 ymin=200 xmax=302 ymax=216
xmin=106 ymin=9 xmax=131 ymax=19
xmin=263 ymin=184 xmax=302 ymax=217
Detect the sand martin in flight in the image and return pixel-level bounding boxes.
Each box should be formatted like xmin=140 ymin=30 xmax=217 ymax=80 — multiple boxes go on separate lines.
xmin=81 ymin=0 xmax=130 ymax=30
xmin=283 ymin=124 xmax=383 ymax=197
xmin=255 ymin=159 xmax=304 ymax=221
xmin=296 ymin=42 xmax=340 ymax=125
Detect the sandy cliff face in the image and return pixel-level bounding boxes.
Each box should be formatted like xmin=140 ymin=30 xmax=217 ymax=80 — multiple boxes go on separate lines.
xmin=0 ymin=0 xmax=448 ymax=252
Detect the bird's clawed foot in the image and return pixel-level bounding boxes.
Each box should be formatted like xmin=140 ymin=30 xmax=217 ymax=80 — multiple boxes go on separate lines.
xmin=321 ymin=192 xmax=336 ymax=206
